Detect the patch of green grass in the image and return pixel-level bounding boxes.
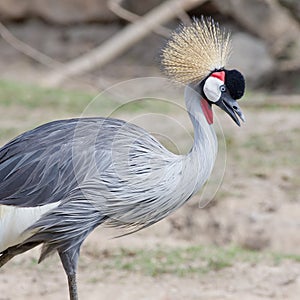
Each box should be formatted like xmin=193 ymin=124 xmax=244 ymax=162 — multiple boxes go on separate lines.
xmin=241 ymin=129 xmax=300 ymax=171
xmin=272 ymin=252 xmax=300 ymax=265
xmin=0 ymin=80 xmax=174 ymax=116
xmin=242 ymin=91 xmax=300 ymax=110
xmin=0 ymin=127 xmax=20 ymax=140
xmin=224 ymin=125 xmax=299 ymax=185
xmin=100 ymin=245 xmax=300 ymax=277
xmin=0 ymin=79 xmax=95 ymax=113
xmin=242 ymin=134 xmax=273 ymax=154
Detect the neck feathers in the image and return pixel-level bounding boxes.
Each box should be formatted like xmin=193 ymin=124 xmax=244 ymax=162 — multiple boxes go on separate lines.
xmin=184 ymin=85 xmax=218 ymax=194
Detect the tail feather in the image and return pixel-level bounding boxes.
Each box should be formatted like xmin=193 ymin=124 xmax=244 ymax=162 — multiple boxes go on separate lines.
xmin=0 ymin=242 xmax=40 ymax=268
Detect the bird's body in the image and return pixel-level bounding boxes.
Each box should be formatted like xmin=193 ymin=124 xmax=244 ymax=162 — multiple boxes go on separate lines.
xmin=0 ymin=17 xmax=246 ymax=300
xmin=0 ymin=86 xmax=217 ymax=255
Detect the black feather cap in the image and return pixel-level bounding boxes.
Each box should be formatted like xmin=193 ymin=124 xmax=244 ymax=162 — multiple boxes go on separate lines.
xmin=225 ymin=69 xmax=245 ymax=100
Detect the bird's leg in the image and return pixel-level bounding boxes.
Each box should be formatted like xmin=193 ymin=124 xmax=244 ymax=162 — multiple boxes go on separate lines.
xmin=59 ymin=250 xmax=80 ymax=300
xmin=67 ymin=273 xmax=78 ymax=300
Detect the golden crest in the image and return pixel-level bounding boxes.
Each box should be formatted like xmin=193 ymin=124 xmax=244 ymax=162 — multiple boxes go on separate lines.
xmin=161 ymin=17 xmax=232 ymax=84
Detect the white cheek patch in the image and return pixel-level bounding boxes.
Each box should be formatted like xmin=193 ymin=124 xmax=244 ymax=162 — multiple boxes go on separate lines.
xmin=203 ymin=77 xmax=223 ymax=102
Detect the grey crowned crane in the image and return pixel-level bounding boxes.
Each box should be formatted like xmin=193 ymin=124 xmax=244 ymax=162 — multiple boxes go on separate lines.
xmin=0 ymin=17 xmax=245 ymax=300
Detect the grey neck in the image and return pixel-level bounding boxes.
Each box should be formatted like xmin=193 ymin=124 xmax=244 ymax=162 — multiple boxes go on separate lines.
xmin=183 ymin=85 xmax=218 ymax=193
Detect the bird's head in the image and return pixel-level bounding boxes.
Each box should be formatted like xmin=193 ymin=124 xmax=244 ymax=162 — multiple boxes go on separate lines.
xmin=200 ymin=69 xmax=245 ymax=126
xmin=161 ymin=17 xmax=246 ymax=126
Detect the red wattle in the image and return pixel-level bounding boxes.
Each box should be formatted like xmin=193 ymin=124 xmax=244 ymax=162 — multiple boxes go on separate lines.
xmin=201 ymin=99 xmax=213 ymax=124
xmin=211 ymin=71 xmax=225 ymax=82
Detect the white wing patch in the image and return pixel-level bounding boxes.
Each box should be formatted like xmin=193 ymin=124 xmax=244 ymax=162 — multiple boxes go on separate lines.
xmin=0 ymin=202 xmax=60 ymax=252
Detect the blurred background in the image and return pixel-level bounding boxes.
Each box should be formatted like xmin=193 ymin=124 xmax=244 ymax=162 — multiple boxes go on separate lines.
xmin=0 ymin=0 xmax=299 ymax=299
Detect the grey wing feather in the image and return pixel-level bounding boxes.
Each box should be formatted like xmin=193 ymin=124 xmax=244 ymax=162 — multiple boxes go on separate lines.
xmin=0 ymin=118 xmax=122 ymax=207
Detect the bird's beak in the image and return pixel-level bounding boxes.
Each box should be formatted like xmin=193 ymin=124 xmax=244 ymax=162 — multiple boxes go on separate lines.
xmin=215 ymin=92 xmax=245 ymax=126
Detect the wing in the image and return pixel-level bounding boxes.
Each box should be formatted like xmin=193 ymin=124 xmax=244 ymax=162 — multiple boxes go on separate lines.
xmin=0 ymin=114 xmax=181 ymax=229
xmin=0 ymin=118 xmax=118 ymax=207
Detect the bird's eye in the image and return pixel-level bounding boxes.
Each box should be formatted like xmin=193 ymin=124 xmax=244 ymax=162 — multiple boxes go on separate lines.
xmin=220 ymin=85 xmax=226 ymax=92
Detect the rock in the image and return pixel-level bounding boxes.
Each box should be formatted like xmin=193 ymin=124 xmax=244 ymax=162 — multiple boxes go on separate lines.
xmin=2 ymin=20 xmax=121 ymax=61
xmin=213 ymin=0 xmax=300 ymax=70
xmin=0 ymin=0 xmax=169 ymax=23
xmin=0 ymin=0 xmax=28 ymax=19
xmin=124 ymin=0 xmax=163 ymax=15
xmin=279 ymin=0 xmax=300 ymax=22
xmin=229 ymin=32 xmax=275 ymax=85
xmin=0 ymin=0 xmax=118 ymax=23
xmin=35 ymin=0 xmax=118 ymax=23
xmin=238 ymin=227 xmax=270 ymax=251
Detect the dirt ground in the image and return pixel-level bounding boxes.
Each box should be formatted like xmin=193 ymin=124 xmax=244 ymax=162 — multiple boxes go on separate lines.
xmin=0 ymin=27 xmax=299 ymax=299
xmin=0 ymin=97 xmax=299 ymax=300
xmin=2 ymin=251 xmax=300 ymax=300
